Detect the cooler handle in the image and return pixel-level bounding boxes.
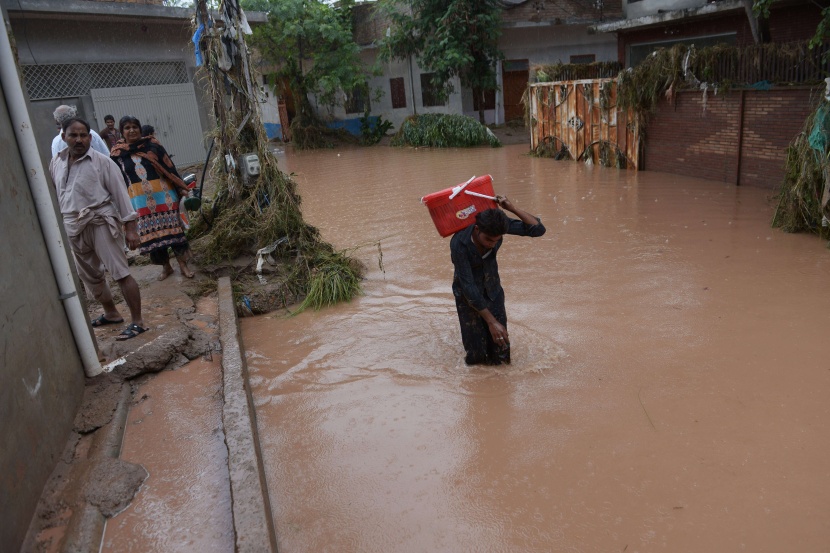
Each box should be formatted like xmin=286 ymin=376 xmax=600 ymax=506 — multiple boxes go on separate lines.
xmin=464 ymin=190 xmax=497 ymax=201
xmin=449 ymin=176 xmax=476 ymax=200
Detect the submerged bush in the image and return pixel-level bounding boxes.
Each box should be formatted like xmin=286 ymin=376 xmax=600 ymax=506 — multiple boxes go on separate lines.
xmin=391 ymin=113 xmax=501 ymax=148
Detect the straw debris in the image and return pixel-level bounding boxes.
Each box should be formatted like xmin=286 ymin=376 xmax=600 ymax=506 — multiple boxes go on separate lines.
xmin=188 ymin=1 xmax=363 ymax=315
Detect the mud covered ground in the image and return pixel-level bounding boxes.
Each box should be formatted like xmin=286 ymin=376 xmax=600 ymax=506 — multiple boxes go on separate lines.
xmin=21 ymin=255 xmax=221 ymax=552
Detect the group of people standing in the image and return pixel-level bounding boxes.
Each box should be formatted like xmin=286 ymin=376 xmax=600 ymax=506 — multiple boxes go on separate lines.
xmin=48 ymin=104 xmax=194 ymax=342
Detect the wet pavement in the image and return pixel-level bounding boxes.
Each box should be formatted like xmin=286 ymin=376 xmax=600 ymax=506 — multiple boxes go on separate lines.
xmin=242 ymin=143 xmax=830 ymax=552
xmin=100 ymin=309 xmax=234 ymax=552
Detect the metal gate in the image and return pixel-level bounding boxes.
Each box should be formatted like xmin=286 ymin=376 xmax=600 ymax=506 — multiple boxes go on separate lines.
xmin=91 ymin=83 xmax=205 ymax=167
xmin=529 ymin=79 xmax=640 ymax=169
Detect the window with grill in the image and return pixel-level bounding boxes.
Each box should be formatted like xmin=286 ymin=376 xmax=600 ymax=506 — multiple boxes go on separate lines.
xmin=390 ymin=77 xmax=406 ymax=109
xmin=420 ymin=73 xmax=445 ymax=107
xmin=570 ymin=54 xmax=596 ymax=64
xmin=20 ymin=62 xmax=189 ymax=100
xmin=345 ymin=85 xmax=368 ymax=114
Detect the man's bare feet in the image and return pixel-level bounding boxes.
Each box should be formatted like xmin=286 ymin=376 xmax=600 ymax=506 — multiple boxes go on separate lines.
xmin=158 ymin=264 xmax=175 ymax=281
xmin=177 ymin=258 xmax=195 ymax=278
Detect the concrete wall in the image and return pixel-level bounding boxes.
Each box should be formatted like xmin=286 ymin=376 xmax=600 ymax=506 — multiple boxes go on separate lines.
xmin=625 ymin=0 xmax=707 ymax=20
xmin=0 ymin=83 xmax=86 ymax=552
xmin=501 ymin=24 xmax=618 ymax=66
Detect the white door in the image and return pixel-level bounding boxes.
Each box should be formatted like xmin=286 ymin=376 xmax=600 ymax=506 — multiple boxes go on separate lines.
xmin=91 ymin=83 xmax=205 ymax=167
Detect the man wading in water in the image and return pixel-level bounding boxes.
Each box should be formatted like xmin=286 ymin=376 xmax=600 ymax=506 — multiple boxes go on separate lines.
xmin=450 ymin=197 xmax=546 ymax=365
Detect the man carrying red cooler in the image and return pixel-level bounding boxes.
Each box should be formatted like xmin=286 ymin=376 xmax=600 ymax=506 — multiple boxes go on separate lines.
xmin=450 ymin=196 xmax=546 ymax=365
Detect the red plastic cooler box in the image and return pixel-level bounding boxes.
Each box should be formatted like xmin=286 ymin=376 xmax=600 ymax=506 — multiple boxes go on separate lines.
xmin=421 ymin=175 xmax=497 ymax=237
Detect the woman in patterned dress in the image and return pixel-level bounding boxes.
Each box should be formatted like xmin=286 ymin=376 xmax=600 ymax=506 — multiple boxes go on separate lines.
xmin=111 ymin=116 xmax=195 ymax=280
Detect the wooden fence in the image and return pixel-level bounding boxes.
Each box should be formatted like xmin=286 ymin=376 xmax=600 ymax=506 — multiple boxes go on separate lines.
xmin=528 ymin=79 xmax=640 ymax=169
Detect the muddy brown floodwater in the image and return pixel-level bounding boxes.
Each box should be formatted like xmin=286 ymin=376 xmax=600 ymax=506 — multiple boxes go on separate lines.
xmin=242 ymin=144 xmax=830 ymax=552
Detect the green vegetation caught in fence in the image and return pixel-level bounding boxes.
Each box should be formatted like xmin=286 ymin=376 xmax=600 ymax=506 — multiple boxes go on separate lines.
xmin=533 ymin=61 xmax=623 ymax=83
xmin=613 ymin=41 xmax=828 ymax=126
xmin=772 ymin=102 xmax=830 ymax=237
xmin=391 ymin=114 xmax=501 ymax=148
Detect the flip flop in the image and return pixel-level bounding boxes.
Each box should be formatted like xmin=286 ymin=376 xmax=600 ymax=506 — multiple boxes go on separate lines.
xmin=91 ymin=314 xmax=124 ymax=327
xmin=115 ymin=323 xmax=148 ymax=341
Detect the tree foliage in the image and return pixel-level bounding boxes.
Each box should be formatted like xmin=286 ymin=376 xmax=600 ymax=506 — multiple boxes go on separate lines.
xmin=243 ymin=0 xmax=372 ymax=124
xmin=378 ymin=0 xmax=503 ymax=123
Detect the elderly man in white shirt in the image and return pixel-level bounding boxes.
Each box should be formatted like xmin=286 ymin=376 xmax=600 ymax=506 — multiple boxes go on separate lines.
xmin=49 ymin=117 xmax=148 ymax=341
xmin=50 ymin=105 xmax=110 ymax=158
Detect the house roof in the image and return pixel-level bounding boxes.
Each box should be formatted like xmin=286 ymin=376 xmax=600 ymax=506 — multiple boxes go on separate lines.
xmin=590 ymin=0 xmax=743 ymax=33
xmin=1 ymin=0 xmax=267 ymax=25
xmin=500 ymin=0 xmax=623 ymax=27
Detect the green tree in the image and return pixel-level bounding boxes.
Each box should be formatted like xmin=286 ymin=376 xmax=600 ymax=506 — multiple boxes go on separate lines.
xmin=378 ymin=0 xmax=503 ymax=124
xmin=741 ymin=0 xmax=770 ymax=44
xmin=243 ymin=0 xmax=371 ymax=126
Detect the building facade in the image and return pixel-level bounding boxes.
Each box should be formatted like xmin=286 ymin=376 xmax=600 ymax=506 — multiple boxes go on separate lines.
xmin=1 ymin=0 xmax=262 ymax=168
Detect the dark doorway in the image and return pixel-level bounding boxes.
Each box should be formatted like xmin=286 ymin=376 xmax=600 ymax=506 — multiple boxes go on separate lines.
xmin=502 ymin=59 xmax=529 ymax=122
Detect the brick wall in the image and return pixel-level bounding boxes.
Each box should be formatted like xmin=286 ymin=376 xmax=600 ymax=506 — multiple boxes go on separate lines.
xmin=644 ymin=88 xmax=818 ymax=188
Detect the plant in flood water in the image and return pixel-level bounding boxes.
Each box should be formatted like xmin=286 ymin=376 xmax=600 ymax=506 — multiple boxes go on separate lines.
xmin=391 ymin=114 xmax=501 ymax=148
xmin=360 ymin=113 xmax=395 ymax=146
xmin=295 ymin=252 xmax=363 ymax=313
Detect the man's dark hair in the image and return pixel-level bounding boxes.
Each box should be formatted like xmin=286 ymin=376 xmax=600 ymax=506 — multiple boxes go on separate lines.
xmin=62 ymin=117 xmax=90 ymax=133
xmin=141 ymin=124 xmax=155 ymax=137
xmin=104 ymin=114 xmax=115 ymax=122
xmin=119 ymin=115 xmax=141 ymax=133
xmin=475 ymin=208 xmax=509 ymax=236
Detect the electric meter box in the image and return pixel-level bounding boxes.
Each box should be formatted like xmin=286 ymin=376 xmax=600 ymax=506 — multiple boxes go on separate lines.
xmin=239 ymin=153 xmax=261 ymax=181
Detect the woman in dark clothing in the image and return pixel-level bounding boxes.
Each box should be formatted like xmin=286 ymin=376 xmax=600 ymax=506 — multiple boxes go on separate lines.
xmin=111 ymin=115 xmax=194 ymax=280
xmin=450 ymin=198 xmax=546 ymax=365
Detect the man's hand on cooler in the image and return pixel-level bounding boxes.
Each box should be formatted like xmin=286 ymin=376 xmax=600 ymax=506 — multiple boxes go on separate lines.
xmin=495 ymin=195 xmax=515 ymax=211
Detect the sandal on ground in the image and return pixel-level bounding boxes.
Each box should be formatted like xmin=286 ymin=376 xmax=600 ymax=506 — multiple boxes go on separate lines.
xmin=91 ymin=314 xmax=124 ymax=327
xmin=115 ymin=323 xmax=148 ymax=341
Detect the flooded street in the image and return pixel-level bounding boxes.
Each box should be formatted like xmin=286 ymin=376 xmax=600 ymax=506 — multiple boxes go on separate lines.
xmin=242 ymin=144 xmax=830 ymax=552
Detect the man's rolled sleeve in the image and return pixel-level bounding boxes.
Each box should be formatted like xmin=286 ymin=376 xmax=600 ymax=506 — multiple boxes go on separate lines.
xmin=507 ymin=217 xmax=546 ymax=237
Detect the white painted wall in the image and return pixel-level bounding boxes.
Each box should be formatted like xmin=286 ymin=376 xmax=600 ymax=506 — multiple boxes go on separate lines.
xmin=321 ymin=48 xmax=464 ymax=130
xmin=500 ymin=24 xmax=618 ymax=65
xmin=260 ymin=82 xmax=280 ymax=125
xmin=291 ymin=22 xmax=618 ymax=131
